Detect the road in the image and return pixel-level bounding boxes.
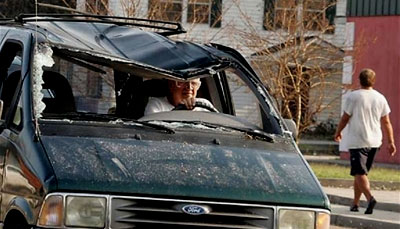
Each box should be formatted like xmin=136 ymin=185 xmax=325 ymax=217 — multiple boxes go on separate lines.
xmin=331 ymin=226 xmax=354 ymax=229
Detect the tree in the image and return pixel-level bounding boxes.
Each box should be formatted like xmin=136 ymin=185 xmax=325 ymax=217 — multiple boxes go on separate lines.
xmin=232 ymin=0 xmax=345 ymax=139
xmin=3 ymin=0 xmax=348 ymax=140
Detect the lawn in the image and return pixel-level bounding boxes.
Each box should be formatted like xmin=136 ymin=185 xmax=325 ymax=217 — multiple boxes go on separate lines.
xmin=309 ymin=162 xmax=400 ymax=183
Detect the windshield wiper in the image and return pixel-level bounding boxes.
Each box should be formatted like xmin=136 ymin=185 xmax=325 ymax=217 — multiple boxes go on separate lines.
xmin=43 ymin=112 xmax=117 ymax=121
xmin=121 ymin=118 xmax=175 ymax=134
xmin=170 ymin=120 xmax=274 ymax=143
xmin=41 ymin=112 xmax=175 ymax=134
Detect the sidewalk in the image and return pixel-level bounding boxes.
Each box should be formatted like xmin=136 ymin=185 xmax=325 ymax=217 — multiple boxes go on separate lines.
xmin=324 ymin=187 xmax=400 ymax=229
xmin=303 ymin=155 xmax=400 ymax=228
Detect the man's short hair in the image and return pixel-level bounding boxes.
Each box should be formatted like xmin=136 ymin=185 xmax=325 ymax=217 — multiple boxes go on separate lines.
xmin=359 ymin=68 xmax=376 ymax=87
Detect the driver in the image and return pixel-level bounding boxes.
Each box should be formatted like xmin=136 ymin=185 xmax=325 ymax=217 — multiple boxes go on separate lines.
xmin=144 ymin=78 xmax=216 ymax=115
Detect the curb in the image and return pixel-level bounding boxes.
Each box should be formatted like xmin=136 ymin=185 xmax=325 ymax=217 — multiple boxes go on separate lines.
xmin=328 ymin=194 xmax=400 ymax=213
xmin=331 ymin=213 xmax=400 ymax=229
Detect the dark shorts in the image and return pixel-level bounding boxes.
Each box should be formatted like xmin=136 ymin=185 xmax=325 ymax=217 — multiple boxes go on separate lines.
xmin=349 ymin=148 xmax=379 ymax=176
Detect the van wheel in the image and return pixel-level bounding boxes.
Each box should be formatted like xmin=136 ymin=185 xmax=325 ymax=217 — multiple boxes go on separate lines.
xmin=4 ymin=221 xmax=29 ymax=229
xmin=3 ymin=211 xmax=30 ymax=229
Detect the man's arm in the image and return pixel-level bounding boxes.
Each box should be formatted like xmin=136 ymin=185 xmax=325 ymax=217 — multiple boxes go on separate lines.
xmin=334 ymin=112 xmax=351 ymax=142
xmin=381 ymin=115 xmax=397 ymax=156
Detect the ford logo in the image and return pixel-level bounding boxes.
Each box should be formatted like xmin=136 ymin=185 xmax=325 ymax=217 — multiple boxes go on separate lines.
xmin=182 ymin=205 xmax=210 ymax=215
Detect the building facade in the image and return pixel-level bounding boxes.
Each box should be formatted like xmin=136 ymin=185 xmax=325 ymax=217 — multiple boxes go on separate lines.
xmin=75 ymin=0 xmax=350 ymax=132
xmin=341 ymin=0 xmax=400 ymax=164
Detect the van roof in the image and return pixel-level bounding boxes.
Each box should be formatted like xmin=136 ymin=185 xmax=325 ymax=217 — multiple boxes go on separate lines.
xmin=3 ymin=14 xmax=231 ymax=80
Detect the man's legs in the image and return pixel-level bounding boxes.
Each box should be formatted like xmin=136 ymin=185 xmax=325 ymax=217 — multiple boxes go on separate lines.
xmin=350 ymin=148 xmax=379 ymax=214
xmin=355 ymin=174 xmax=372 ymax=201
xmin=352 ymin=178 xmax=362 ymax=207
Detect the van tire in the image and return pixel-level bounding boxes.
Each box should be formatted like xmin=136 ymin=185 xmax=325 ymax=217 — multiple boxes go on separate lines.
xmin=3 ymin=210 xmax=30 ymax=229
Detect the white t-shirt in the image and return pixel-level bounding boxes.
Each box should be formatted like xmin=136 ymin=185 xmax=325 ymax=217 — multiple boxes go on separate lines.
xmin=144 ymin=97 xmax=215 ymax=115
xmin=343 ymin=89 xmax=391 ymax=149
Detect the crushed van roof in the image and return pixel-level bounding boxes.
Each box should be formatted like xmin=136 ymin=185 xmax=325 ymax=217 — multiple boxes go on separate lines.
xmin=16 ymin=16 xmax=231 ymax=79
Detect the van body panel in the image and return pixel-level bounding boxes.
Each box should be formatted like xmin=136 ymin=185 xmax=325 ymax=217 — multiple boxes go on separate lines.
xmin=39 ymin=125 xmax=326 ymax=208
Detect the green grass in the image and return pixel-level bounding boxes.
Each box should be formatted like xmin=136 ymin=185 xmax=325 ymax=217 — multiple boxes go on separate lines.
xmin=309 ymin=163 xmax=400 ymax=183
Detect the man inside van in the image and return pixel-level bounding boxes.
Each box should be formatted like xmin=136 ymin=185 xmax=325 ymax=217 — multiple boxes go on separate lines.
xmin=144 ymin=78 xmax=215 ymax=115
xmin=334 ymin=68 xmax=396 ymax=214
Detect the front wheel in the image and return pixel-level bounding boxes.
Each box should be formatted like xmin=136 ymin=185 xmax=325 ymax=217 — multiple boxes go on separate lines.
xmin=4 ymin=212 xmax=30 ymax=229
xmin=4 ymin=221 xmax=30 ymax=229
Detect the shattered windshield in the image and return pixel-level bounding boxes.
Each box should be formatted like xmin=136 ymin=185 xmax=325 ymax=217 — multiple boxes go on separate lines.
xmin=34 ymin=45 xmax=282 ymax=135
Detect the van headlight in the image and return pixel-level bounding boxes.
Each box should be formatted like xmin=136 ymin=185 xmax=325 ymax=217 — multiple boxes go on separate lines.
xmin=38 ymin=195 xmax=64 ymax=227
xmin=38 ymin=194 xmax=107 ymax=228
xmin=278 ymin=209 xmax=330 ymax=229
xmin=65 ymin=196 xmax=106 ymax=228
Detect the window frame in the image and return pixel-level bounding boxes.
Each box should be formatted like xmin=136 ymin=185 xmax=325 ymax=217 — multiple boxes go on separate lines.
xmin=147 ymin=0 xmax=222 ymax=27
xmin=85 ymin=0 xmax=109 ymax=15
xmin=263 ymin=0 xmax=336 ymax=32
xmin=0 ymin=41 xmax=22 ymax=118
xmin=187 ymin=0 xmax=211 ymax=24
xmin=148 ymin=0 xmax=183 ymax=23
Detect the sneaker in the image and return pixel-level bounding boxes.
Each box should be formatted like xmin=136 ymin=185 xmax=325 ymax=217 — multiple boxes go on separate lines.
xmin=364 ymin=197 xmax=377 ymax=214
xmin=350 ymin=205 xmax=359 ymax=212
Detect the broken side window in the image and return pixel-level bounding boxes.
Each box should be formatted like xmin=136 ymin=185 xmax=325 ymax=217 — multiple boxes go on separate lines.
xmin=36 ymin=52 xmax=116 ymax=118
xmin=0 ymin=42 xmax=23 ymax=120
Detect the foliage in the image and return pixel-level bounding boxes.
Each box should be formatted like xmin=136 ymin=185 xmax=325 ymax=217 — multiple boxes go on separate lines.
xmin=301 ymin=119 xmax=337 ymax=140
xmin=310 ymin=162 xmax=400 ymax=183
xmin=2 ymin=0 xmax=348 ymax=141
xmin=232 ymin=0 xmax=343 ymax=139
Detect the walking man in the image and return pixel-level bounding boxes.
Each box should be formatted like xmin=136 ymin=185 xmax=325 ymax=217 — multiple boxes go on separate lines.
xmin=334 ymin=68 xmax=396 ymax=214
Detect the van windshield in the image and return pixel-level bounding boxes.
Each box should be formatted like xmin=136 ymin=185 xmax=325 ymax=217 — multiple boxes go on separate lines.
xmin=36 ymin=49 xmax=282 ymax=135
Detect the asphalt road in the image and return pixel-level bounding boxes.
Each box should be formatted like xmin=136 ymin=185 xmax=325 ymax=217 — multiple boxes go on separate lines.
xmin=331 ymin=226 xmax=355 ymax=229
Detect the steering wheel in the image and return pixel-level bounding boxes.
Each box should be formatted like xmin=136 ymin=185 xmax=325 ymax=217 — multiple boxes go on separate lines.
xmin=173 ymin=100 xmax=218 ymax=113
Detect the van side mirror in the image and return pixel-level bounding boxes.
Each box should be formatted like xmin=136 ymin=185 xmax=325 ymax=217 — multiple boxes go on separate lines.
xmin=284 ymin=119 xmax=297 ymax=140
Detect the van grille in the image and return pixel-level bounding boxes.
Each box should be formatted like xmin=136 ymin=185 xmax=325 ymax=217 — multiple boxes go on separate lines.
xmin=110 ymin=196 xmax=275 ymax=229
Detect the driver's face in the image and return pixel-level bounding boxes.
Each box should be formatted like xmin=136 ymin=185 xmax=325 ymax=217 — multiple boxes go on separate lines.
xmin=169 ymin=79 xmax=201 ymax=103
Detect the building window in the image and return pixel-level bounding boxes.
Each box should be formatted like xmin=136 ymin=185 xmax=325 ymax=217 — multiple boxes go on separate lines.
xmin=87 ymin=71 xmax=103 ymax=98
xmin=148 ymin=0 xmax=222 ymax=27
xmin=264 ymin=0 xmax=336 ymax=32
xmin=274 ymin=0 xmax=297 ymax=30
xmin=187 ymin=0 xmax=222 ymax=28
xmin=210 ymin=0 xmax=222 ymax=28
xmin=86 ymin=0 xmax=109 ymax=15
xmin=187 ymin=0 xmax=210 ymax=24
xmin=303 ymin=0 xmax=334 ymax=31
xmin=148 ymin=0 xmax=183 ymax=22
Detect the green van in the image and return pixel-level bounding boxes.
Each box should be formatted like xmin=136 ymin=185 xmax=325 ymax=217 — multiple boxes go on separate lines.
xmin=0 ymin=14 xmax=330 ymax=229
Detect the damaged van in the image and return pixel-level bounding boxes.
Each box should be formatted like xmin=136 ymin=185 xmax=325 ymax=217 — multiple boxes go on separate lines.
xmin=0 ymin=14 xmax=330 ymax=228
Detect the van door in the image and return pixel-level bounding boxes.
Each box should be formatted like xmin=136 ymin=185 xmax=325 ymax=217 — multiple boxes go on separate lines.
xmin=0 ymin=39 xmax=24 ymax=221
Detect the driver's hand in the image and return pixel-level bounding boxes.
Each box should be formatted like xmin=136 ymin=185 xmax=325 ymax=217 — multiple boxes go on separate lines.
xmin=180 ymin=97 xmax=196 ymax=110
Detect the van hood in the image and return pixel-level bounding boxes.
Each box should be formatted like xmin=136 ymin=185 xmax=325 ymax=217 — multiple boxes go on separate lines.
xmin=41 ymin=135 xmax=328 ymax=208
